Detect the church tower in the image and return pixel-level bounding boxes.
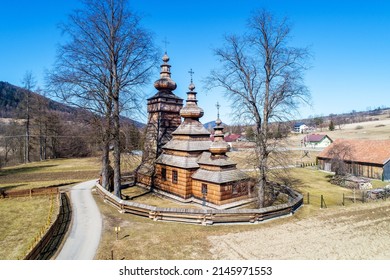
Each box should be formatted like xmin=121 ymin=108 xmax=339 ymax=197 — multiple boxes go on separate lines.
xmin=136 ymin=53 xmax=183 ymax=187
xmin=154 ymin=79 xmax=212 ymax=199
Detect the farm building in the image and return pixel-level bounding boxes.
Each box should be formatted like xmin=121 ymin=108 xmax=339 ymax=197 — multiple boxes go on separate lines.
xmin=317 ymin=139 xmax=390 ymax=181
xmin=293 ymin=122 xmax=308 ymax=133
xmin=302 ymin=134 xmax=333 ymax=148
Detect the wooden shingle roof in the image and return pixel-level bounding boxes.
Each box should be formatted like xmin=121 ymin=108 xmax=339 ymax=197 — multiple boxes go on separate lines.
xmin=317 ymin=139 xmax=390 ymax=165
xmin=163 ymin=140 xmax=211 ymax=151
xmin=156 ymin=154 xmax=199 ymax=169
xmin=192 ymin=169 xmax=249 ymax=184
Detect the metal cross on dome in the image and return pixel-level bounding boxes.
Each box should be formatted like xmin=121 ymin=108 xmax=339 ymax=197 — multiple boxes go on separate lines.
xmin=216 ymin=102 xmax=221 ymax=119
xmin=188 ymin=68 xmax=194 ymax=83
xmin=163 ymin=37 xmax=170 ymax=53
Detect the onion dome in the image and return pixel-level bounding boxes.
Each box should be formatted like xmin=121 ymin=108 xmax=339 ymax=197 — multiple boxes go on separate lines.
xmin=154 ymin=53 xmax=177 ymax=91
xmin=179 ymin=82 xmax=204 ymax=119
xmin=209 ymin=110 xmax=230 ymax=154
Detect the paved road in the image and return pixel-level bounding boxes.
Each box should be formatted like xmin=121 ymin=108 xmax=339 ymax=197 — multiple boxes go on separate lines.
xmin=56 ymin=179 xmax=102 ymax=260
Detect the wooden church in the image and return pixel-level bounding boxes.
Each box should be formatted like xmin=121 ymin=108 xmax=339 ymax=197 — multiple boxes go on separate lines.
xmin=136 ymin=53 xmax=254 ymax=208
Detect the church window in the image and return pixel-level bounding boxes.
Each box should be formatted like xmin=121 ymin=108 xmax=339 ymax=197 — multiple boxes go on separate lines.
xmin=201 ymin=183 xmax=208 ymax=194
xmin=161 ymin=168 xmax=167 ymax=181
xmin=172 ymin=170 xmax=178 ymax=184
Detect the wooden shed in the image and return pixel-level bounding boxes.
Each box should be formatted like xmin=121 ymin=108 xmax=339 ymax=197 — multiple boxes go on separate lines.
xmin=317 ymin=139 xmax=390 ymax=181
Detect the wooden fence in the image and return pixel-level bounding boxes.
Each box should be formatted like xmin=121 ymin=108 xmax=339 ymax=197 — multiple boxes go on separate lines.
xmin=95 ymin=183 xmax=303 ymax=225
xmin=24 ymin=192 xmax=72 ymax=260
xmin=0 ymin=186 xmax=59 ymax=199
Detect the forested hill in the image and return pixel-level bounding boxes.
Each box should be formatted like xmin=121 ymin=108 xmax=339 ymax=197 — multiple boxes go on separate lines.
xmin=0 ymin=81 xmax=78 ymax=118
xmin=0 ymin=81 xmax=144 ymax=127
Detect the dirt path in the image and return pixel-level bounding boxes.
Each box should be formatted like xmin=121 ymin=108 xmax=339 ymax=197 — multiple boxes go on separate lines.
xmin=56 ymin=180 xmax=102 ymax=260
xmin=208 ymin=201 xmax=390 ymax=259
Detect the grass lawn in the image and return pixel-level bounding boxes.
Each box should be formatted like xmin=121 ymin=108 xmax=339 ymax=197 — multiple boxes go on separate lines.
xmin=0 ymin=157 xmax=101 ymax=191
xmin=0 ymin=196 xmax=56 ymax=259
xmin=0 ymin=156 xmax=102 ymax=259
xmin=93 ymin=189 xmax=288 ymax=260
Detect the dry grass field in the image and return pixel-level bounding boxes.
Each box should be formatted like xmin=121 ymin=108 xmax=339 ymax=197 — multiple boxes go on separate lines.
xmin=0 ymin=157 xmax=101 ymax=259
xmin=287 ymin=117 xmax=390 ymax=146
xmin=93 ymin=115 xmax=390 ymax=260
xmin=0 ymin=196 xmax=56 ymax=259
xmin=0 ymin=157 xmax=101 ymax=191
xmin=94 ymin=166 xmax=390 ymax=260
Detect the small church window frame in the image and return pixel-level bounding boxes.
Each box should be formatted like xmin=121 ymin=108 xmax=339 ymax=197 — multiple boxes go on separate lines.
xmin=161 ymin=167 xmax=167 ymax=181
xmin=172 ymin=170 xmax=178 ymax=184
xmin=201 ymin=183 xmax=208 ymax=194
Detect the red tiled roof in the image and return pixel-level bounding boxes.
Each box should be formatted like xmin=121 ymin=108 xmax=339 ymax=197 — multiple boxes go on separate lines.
xmin=317 ymin=139 xmax=390 ymax=165
xmin=224 ymin=134 xmax=241 ymax=142
xmin=304 ymin=134 xmax=329 ymax=142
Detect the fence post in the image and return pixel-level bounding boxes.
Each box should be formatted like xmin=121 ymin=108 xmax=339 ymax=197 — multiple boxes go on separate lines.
xmin=307 ymin=192 xmax=310 ymax=204
xmin=362 ymin=191 xmax=365 ymax=203
xmin=321 ymin=195 xmax=327 ymax=209
xmin=342 ymin=193 xmax=345 ymax=206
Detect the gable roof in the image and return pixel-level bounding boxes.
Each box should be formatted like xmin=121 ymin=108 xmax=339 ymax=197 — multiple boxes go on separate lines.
xmin=317 ymin=139 xmax=390 ymax=165
xmin=304 ymin=134 xmax=331 ymax=143
xmin=294 ymin=122 xmax=305 ymax=127
xmin=224 ymin=134 xmax=241 ymax=142
xmin=192 ymin=169 xmax=249 ymax=184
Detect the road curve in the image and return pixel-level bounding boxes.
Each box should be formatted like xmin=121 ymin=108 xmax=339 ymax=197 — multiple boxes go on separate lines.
xmin=56 ymin=179 xmax=102 ymax=260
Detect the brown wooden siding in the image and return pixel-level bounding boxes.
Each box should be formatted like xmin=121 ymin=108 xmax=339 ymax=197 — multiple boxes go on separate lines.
xmin=318 ymin=158 xmax=384 ymax=180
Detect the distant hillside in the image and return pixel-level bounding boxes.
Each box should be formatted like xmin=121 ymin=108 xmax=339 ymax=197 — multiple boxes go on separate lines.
xmin=203 ymin=120 xmax=228 ymax=130
xmin=0 ymin=81 xmax=144 ymax=128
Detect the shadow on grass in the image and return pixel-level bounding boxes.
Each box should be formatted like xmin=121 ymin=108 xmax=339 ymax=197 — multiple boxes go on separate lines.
xmin=121 ymin=189 xmax=152 ymax=200
xmin=0 ymin=165 xmax=58 ymax=177
xmin=120 ymin=235 xmax=130 ymax=240
xmin=0 ymin=184 xmax=27 ymax=192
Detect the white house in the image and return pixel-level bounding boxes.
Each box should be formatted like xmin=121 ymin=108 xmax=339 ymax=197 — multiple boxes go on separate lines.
xmin=302 ymin=134 xmax=333 ymax=148
xmin=294 ymin=122 xmax=308 ymax=133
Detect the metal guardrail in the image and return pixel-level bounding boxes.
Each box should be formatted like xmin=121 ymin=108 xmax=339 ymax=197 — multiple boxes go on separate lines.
xmin=95 ymin=183 xmax=303 ymax=225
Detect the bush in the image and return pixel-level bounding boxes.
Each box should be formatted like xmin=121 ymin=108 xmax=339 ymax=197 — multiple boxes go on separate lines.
xmin=355 ymin=125 xmax=364 ymax=130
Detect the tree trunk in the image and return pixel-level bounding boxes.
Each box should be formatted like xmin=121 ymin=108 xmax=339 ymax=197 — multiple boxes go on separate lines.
xmin=101 ymin=141 xmax=110 ymax=190
xmin=112 ymin=96 xmax=121 ymax=198
xmin=25 ymin=92 xmax=30 ymax=164
xmin=101 ymin=113 xmax=112 ymax=190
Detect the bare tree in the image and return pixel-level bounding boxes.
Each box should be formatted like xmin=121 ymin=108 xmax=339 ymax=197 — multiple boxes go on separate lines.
xmin=327 ymin=141 xmax=354 ymax=176
xmin=207 ymin=9 xmax=310 ymax=207
xmin=48 ymin=0 xmax=157 ymax=197
xmin=21 ymin=71 xmax=37 ymax=163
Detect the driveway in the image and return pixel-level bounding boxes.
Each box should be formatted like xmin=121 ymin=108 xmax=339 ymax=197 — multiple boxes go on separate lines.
xmin=56 ymin=180 xmax=102 ymax=260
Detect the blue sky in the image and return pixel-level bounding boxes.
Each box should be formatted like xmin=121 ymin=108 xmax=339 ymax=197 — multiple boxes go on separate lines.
xmin=1 ymin=0 xmax=390 ymax=124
